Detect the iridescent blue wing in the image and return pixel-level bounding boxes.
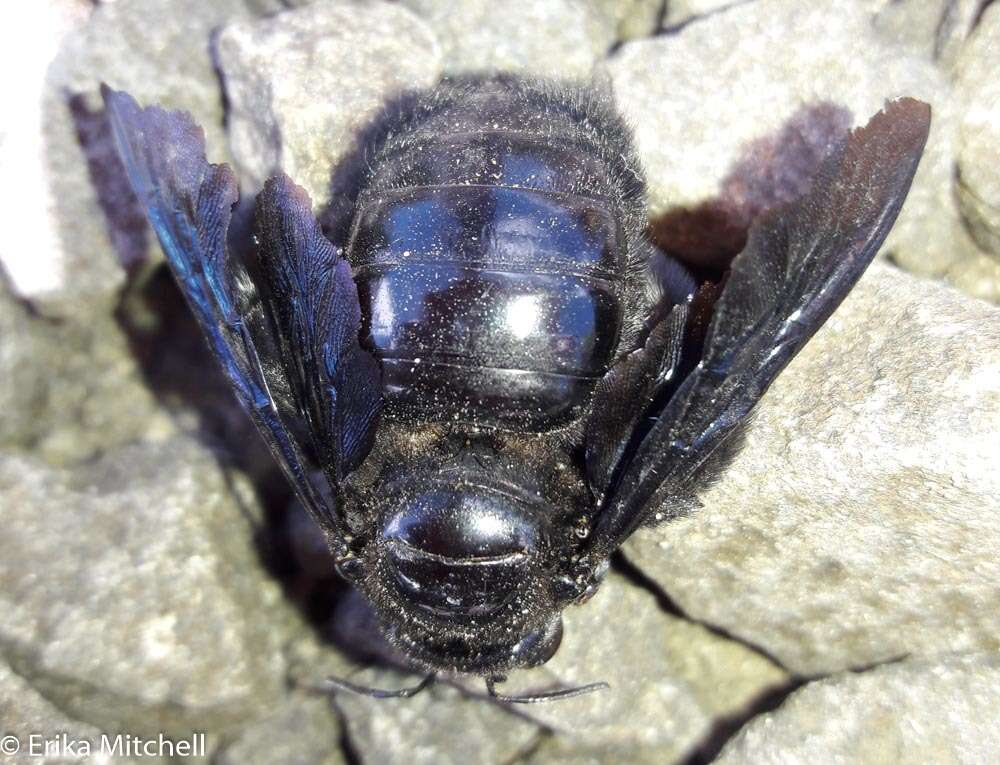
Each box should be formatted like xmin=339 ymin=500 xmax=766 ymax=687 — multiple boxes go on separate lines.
xmin=252 ymin=174 xmax=382 ymax=480
xmin=585 ymin=98 xmax=931 ymax=557
xmin=103 ymin=86 xmax=380 ymax=550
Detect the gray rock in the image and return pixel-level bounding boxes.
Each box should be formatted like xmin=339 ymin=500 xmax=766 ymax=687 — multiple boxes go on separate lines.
xmin=0 ymin=436 xmax=306 ymax=735
xmin=526 ymin=738 xmax=685 ymax=765
xmin=400 ymin=0 xmax=613 ymax=78
xmin=20 ymin=0 xmax=267 ymax=314
xmin=54 ymin=0 xmax=275 ymax=154
xmin=272 ymin=0 xmax=382 ymax=6
xmin=623 ymin=262 xmax=1000 ymax=676
xmin=664 ymin=0 xmax=986 ymax=62
xmin=662 ymin=0 xmax=741 ymax=29
xmin=0 ymin=659 xmax=106 ymax=765
xmin=0 ymin=277 xmax=171 ymax=464
xmin=334 ymin=668 xmax=542 ymax=765
xmin=947 ymin=251 xmax=1000 ymax=304
xmin=604 ymin=0 xmax=975 ymax=281
xmin=216 ymin=691 xmax=346 ymax=765
xmin=872 ymin=0 xmax=988 ymax=66
xmin=216 ymin=2 xmax=442 ymax=209
xmin=715 ymin=653 xmax=1000 ymax=765
xmin=954 ymin=4 xmax=1000 ymax=263
xmin=284 ymin=615 xmax=369 ymax=693
xmin=592 ymin=0 xmax=664 ymax=41
xmin=497 ymin=571 xmax=789 ymax=760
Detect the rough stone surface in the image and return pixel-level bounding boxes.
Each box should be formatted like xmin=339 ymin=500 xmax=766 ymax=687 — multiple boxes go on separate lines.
xmin=715 ymin=653 xmax=1000 ymax=764
xmin=496 ymin=571 xmax=789 ymax=760
xmin=593 ymin=0 xmax=664 ymax=41
xmin=216 ymin=691 xmax=346 ymax=765
xmin=0 ymin=278 xmax=172 ymax=464
xmin=662 ymin=0 xmax=741 ymax=28
xmin=54 ymin=0 xmax=253 ymax=152
xmin=216 ymin=2 xmax=442 ymax=209
xmin=624 ymin=262 xmax=1000 ymax=676
xmin=0 ymin=659 xmax=106 ymax=765
xmin=401 ymin=0 xmax=613 ymax=78
xmin=954 ymin=4 xmax=1000 ymax=262
xmin=872 ymin=0 xmax=988 ymax=66
xmin=16 ymin=0 xmax=271 ymax=314
xmin=604 ymin=0 xmax=975 ymax=280
xmin=0 ymin=437 xmax=304 ymax=735
xmin=947 ymin=250 xmax=1000 ymax=304
xmin=284 ymin=616 xmax=370 ymax=693
xmin=526 ymin=737 xmax=682 ymax=765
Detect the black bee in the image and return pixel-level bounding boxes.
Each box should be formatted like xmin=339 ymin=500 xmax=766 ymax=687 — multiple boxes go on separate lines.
xmin=103 ymin=77 xmax=929 ymax=702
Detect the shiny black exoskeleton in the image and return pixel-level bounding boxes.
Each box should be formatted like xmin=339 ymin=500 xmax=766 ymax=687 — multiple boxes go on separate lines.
xmin=340 ymin=80 xmax=657 ymax=676
xmin=105 ymin=76 xmax=930 ymax=697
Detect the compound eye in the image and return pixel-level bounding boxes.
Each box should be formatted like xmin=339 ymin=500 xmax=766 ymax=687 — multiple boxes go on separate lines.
xmin=382 ymin=485 xmax=544 ymax=618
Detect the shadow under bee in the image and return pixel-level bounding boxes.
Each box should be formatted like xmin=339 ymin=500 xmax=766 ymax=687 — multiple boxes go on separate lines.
xmin=648 ymin=101 xmax=853 ymax=280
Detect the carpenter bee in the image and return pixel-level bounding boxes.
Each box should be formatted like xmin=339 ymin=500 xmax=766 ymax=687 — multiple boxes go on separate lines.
xmin=103 ymin=76 xmax=929 ymax=702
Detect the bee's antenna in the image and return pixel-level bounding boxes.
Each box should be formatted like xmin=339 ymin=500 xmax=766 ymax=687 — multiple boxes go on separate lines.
xmin=485 ymin=676 xmax=610 ymax=704
xmin=323 ymin=672 xmax=437 ymax=699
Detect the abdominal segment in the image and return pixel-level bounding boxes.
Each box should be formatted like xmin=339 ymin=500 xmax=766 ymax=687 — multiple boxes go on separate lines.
xmin=349 ymin=184 xmax=624 ymax=430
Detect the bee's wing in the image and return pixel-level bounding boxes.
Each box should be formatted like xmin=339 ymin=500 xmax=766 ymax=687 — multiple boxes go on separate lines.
xmin=584 ymin=98 xmax=931 ymax=558
xmin=251 ymin=174 xmax=382 ymax=481
xmin=103 ymin=87 xmax=379 ymax=550
xmin=584 ymin=280 xmax=717 ymax=497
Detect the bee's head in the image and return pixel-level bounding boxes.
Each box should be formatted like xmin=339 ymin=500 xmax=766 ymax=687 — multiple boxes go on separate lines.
xmin=345 ymin=472 xmax=571 ymax=675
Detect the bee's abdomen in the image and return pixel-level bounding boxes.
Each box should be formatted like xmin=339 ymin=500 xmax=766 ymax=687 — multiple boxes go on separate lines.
xmin=348 ymin=183 xmax=624 ymax=430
